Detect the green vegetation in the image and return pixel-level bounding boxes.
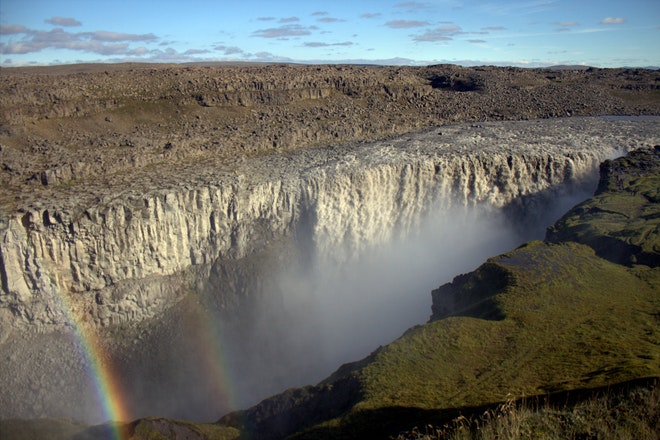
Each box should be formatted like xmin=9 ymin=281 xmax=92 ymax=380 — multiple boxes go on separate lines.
xmin=394 ymin=380 xmax=658 ymax=440
xmin=285 ymin=240 xmax=657 ymax=439
xmin=609 ymin=88 xmax=660 ymax=107
xmin=355 ymin=240 xmax=658 ymax=408
xmin=130 ymin=418 xmax=240 ymax=440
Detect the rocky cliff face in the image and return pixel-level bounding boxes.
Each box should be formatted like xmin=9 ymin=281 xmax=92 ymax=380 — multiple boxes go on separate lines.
xmin=1 ymin=117 xmax=658 ymax=338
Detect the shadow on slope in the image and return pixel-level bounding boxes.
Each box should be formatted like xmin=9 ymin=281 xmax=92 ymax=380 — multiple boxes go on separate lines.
xmin=291 ymin=377 xmax=659 ymax=440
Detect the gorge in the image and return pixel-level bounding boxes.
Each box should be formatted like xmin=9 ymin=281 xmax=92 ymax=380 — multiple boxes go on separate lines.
xmin=1 ymin=116 xmax=658 ymax=425
xmin=0 ymin=64 xmax=659 ymax=437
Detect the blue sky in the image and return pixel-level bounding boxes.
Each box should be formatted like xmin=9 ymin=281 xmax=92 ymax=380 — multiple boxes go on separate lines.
xmin=1 ymin=1 xmax=658 ymax=67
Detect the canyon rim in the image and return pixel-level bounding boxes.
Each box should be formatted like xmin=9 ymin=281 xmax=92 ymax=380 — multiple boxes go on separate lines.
xmin=0 ymin=64 xmax=659 ymax=432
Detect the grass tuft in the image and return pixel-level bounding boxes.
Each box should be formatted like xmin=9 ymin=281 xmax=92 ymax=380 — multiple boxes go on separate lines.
xmin=394 ymin=380 xmax=659 ymax=440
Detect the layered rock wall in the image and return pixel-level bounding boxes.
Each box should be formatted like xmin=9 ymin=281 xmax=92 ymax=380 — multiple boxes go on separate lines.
xmin=1 ymin=117 xmax=658 ymax=336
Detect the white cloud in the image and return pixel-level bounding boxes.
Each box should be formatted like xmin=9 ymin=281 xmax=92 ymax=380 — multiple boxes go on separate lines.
xmin=129 ymin=47 xmax=149 ymax=56
xmin=0 ymin=24 xmax=29 ymax=34
xmin=253 ymin=24 xmax=316 ymax=39
xmin=45 ymin=17 xmax=82 ymax=27
xmin=279 ymin=17 xmax=300 ymax=23
xmin=303 ymin=41 xmax=354 ymax=47
xmin=386 ymin=20 xmax=431 ymax=29
xmin=183 ymin=49 xmax=210 ymax=55
xmin=412 ymin=25 xmax=462 ymax=42
xmin=84 ymin=31 xmax=157 ymax=42
xmin=600 ymin=17 xmax=626 ymax=24
xmin=0 ymin=26 xmax=159 ymax=56
xmin=317 ymin=17 xmax=345 ymax=23
xmin=214 ymin=45 xmax=244 ymax=55
xmin=479 ymin=0 xmax=559 ymax=16
xmin=395 ymin=2 xmax=433 ymax=12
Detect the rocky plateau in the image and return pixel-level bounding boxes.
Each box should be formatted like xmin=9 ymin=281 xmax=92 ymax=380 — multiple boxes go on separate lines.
xmin=0 ymin=63 xmax=659 ymax=435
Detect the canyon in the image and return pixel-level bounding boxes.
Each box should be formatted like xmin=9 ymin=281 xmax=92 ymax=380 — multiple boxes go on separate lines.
xmin=1 ymin=116 xmax=658 ymax=424
xmin=4 ymin=116 xmax=656 ymax=334
xmin=0 ymin=64 xmax=659 ymax=433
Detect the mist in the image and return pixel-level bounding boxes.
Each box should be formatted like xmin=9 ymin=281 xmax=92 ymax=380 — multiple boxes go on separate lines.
xmin=213 ymin=179 xmax=597 ymax=414
xmin=0 ymin=172 xmax=598 ymax=426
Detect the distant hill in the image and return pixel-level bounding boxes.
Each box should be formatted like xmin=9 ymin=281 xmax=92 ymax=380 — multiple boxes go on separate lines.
xmin=546 ymin=64 xmax=593 ymax=70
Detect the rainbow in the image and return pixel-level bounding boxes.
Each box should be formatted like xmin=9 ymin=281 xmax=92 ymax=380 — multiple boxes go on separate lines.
xmin=52 ymin=288 xmax=132 ymax=440
xmin=72 ymin=323 xmax=131 ymax=439
xmin=52 ymin=285 xmax=239 ymax=438
xmin=184 ymin=295 xmax=239 ymax=414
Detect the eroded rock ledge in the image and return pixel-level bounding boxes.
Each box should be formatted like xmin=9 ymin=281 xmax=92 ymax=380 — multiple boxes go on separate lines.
xmin=1 ymin=63 xmax=659 ymax=338
xmin=1 ymin=116 xmax=659 ymax=337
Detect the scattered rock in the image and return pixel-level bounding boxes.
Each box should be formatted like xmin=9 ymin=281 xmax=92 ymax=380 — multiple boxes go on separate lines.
xmin=1 ymin=64 xmax=658 ymax=197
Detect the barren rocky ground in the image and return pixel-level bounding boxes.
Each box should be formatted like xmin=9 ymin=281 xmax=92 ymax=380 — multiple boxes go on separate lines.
xmin=1 ymin=63 xmax=659 ymax=213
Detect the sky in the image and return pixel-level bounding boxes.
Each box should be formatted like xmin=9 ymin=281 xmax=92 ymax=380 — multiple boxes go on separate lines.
xmin=0 ymin=0 xmax=658 ymax=68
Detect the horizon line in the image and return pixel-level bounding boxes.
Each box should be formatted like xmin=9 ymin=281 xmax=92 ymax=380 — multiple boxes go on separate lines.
xmin=2 ymin=58 xmax=659 ymax=70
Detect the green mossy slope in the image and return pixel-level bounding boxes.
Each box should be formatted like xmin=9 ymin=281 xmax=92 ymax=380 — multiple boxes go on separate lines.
xmin=358 ymin=241 xmax=658 ymax=410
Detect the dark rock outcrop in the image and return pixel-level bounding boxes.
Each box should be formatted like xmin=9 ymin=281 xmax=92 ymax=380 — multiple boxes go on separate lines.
xmin=218 ymin=376 xmax=362 ymax=440
xmin=547 ymin=146 xmax=660 ymax=267
xmin=430 ymin=262 xmax=512 ymax=321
